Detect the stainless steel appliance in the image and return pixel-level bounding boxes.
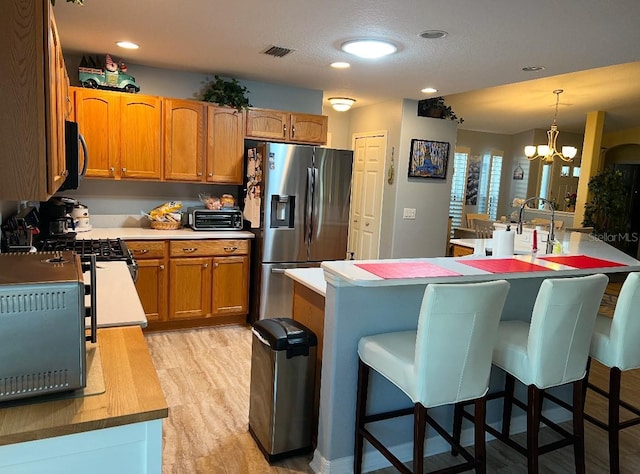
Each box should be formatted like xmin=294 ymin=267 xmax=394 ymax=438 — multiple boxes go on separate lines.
xmin=0 ymin=251 xmax=97 ymax=402
xmin=59 ymin=120 xmax=88 ymax=192
xmin=248 ymin=142 xmax=353 ymax=320
xmin=185 ymin=207 xmax=243 ymax=230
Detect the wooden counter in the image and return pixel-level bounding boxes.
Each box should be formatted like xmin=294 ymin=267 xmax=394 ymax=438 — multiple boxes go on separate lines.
xmin=0 ymin=326 xmax=167 ymax=472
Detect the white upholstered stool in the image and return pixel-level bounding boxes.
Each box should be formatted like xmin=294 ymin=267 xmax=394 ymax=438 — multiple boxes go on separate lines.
xmin=454 ymin=274 xmax=608 ymax=474
xmin=586 ymin=272 xmax=640 ymax=474
xmin=354 ymin=280 xmax=510 ymax=474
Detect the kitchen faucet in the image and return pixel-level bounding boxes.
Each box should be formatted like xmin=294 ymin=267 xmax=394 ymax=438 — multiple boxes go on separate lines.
xmin=517 ymin=196 xmax=556 ymax=254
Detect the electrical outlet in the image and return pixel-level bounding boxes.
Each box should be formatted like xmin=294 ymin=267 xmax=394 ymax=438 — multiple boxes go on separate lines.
xmin=403 ymin=208 xmax=416 ymax=219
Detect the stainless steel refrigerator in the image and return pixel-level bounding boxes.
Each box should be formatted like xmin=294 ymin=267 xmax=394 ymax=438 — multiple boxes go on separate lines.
xmin=247 ymin=142 xmax=353 ymax=320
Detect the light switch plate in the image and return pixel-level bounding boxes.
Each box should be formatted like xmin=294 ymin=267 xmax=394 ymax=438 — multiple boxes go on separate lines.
xmin=403 ymin=208 xmax=416 ymax=219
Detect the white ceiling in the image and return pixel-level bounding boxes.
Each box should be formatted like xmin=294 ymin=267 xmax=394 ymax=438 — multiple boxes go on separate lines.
xmin=53 ymin=0 xmax=640 ymax=135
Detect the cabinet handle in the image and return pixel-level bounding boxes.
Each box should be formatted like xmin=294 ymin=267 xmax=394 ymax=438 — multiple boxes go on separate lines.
xmin=223 ymin=246 xmax=238 ymax=252
xmin=159 ymin=264 xmax=165 ymax=270
xmin=208 ymin=172 xmax=213 ymax=177
xmin=62 ymin=170 xmax=69 ymax=177
xmin=197 ymin=172 xmax=203 ymax=176
xmin=109 ymin=167 xmax=115 ymax=173
xmin=214 ymin=262 xmax=219 ymax=268
xmin=203 ymin=263 xmax=209 ymax=268
xmin=291 ymin=125 xmax=296 ymax=138
xmin=182 ymin=247 xmax=198 ymax=253
xmin=122 ymin=167 xmax=127 ymax=174
xmin=135 ymin=249 xmax=149 ymax=254
xmin=283 ymin=124 xmax=287 ymax=137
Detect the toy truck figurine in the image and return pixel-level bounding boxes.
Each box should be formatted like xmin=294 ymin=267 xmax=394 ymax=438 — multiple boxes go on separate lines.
xmin=78 ymin=54 xmax=140 ymax=93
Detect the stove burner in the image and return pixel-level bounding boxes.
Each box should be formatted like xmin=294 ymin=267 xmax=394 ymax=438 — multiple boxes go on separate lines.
xmin=40 ymin=238 xmax=131 ymax=262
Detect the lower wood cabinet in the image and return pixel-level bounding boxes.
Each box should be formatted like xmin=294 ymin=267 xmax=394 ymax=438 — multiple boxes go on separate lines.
xmin=127 ymin=239 xmax=250 ymax=331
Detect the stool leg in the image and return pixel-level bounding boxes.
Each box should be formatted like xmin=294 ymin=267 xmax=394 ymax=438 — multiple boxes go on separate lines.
xmin=572 ymin=378 xmax=586 ymax=474
xmin=582 ymin=357 xmax=592 ymax=410
xmin=527 ymin=384 xmax=541 ymax=474
xmin=354 ymin=359 xmax=370 ymax=474
xmin=474 ymin=397 xmax=487 ymax=474
xmin=502 ymin=373 xmax=515 ymax=436
xmin=609 ymin=367 xmax=622 ymax=474
xmin=413 ymin=403 xmax=427 ymax=474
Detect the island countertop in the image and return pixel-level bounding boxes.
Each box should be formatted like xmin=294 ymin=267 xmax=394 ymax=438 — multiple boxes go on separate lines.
xmin=0 ymin=326 xmax=168 ymax=446
xmin=76 ymin=227 xmax=254 ymax=240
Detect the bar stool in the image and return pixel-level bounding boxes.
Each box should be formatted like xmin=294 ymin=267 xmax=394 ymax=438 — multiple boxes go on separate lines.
xmin=354 ymin=279 xmax=510 ymax=473
xmin=454 ymin=273 xmax=608 ymax=473
xmin=586 ymin=272 xmax=640 ymax=474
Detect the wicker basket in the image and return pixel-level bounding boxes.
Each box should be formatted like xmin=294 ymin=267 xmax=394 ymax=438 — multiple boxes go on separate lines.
xmin=150 ymin=220 xmax=181 ymax=230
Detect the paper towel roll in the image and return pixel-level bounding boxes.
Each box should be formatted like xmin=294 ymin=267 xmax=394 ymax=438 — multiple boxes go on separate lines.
xmin=492 ymin=229 xmax=515 ymax=257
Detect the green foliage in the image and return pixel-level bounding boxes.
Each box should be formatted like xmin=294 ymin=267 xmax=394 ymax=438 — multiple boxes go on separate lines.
xmin=202 ymin=76 xmax=251 ymax=111
xmin=418 ymin=96 xmax=464 ymax=124
xmin=583 ymin=167 xmax=628 ymax=237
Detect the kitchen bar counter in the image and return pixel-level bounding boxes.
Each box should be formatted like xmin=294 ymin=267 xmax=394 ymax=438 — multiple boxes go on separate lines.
xmin=0 ymin=326 xmax=167 ymax=472
xmin=311 ymin=237 xmax=640 ymax=473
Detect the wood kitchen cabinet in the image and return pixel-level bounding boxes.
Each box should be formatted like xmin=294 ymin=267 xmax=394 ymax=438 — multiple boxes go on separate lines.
xmin=73 ymin=87 xmax=162 ymax=180
xmin=126 ymin=240 xmax=168 ymax=323
xmin=133 ymin=239 xmax=250 ymax=331
xmin=163 ymin=100 xmax=245 ymax=184
xmin=0 ymin=0 xmax=69 ymax=200
xmin=245 ymin=108 xmax=328 ymax=144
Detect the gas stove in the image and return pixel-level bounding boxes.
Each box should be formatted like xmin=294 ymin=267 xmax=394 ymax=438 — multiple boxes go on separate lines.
xmin=39 ymin=237 xmax=138 ymax=280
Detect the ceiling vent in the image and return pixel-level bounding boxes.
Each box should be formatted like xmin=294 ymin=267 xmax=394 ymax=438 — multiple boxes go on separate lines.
xmin=262 ymin=45 xmax=294 ymax=58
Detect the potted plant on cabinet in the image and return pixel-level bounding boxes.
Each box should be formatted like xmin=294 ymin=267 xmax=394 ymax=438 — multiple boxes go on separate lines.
xmin=417 ymin=96 xmax=464 ymax=123
xmin=202 ymin=75 xmax=252 ymax=111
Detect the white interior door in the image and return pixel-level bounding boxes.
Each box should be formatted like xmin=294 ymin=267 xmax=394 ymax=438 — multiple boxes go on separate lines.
xmin=349 ymin=134 xmax=386 ymax=259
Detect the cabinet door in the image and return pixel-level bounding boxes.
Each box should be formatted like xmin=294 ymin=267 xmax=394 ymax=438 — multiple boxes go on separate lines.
xmin=46 ymin=10 xmax=68 ymax=194
xmin=120 ymin=95 xmax=162 ymax=179
xmin=169 ymin=257 xmax=211 ymax=320
xmin=245 ymin=109 xmax=289 ymax=141
xmin=206 ymin=106 xmax=244 ymax=184
xmin=211 ymin=255 xmax=249 ymax=316
xmin=290 ymin=113 xmax=328 ymax=144
xmin=164 ymin=99 xmax=205 ymax=181
xmin=74 ymin=88 xmax=120 ymax=178
xmin=135 ymin=259 xmax=168 ymax=322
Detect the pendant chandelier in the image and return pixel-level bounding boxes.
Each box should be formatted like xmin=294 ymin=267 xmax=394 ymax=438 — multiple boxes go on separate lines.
xmin=524 ymin=89 xmax=577 ymax=163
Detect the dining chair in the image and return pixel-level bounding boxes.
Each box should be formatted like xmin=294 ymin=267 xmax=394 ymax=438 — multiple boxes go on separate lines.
xmin=585 ymin=272 xmax=640 ymax=474
xmin=453 ymin=273 xmax=608 ymax=474
xmin=473 ymin=219 xmax=495 ymax=239
xmin=354 ymin=279 xmax=510 ymax=474
xmin=466 ymin=213 xmax=490 ymax=228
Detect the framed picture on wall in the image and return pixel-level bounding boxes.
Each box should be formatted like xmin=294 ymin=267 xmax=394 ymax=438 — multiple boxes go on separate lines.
xmin=408 ymin=139 xmax=450 ymax=179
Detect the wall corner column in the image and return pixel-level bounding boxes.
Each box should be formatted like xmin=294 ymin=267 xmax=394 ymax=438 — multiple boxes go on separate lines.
xmin=574 ymin=110 xmax=606 ymax=227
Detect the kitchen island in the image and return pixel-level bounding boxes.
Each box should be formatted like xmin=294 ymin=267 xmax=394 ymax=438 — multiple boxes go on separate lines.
xmin=306 ymin=234 xmax=640 ymax=473
xmin=0 ymin=326 xmax=168 ymax=473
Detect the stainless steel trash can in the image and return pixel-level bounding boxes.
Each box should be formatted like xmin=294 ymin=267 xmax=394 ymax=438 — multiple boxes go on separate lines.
xmin=248 ymin=318 xmax=317 ymax=462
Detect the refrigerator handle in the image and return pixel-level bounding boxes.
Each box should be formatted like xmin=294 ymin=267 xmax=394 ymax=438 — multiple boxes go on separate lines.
xmin=306 ymin=167 xmax=314 ymax=247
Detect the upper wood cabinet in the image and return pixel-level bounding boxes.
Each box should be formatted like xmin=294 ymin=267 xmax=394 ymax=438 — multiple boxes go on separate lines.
xmin=246 ymin=108 xmax=327 ymax=144
xmin=163 ymin=99 xmax=206 ymax=181
xmin=0 ymin=0 xmax=69 ymax=200
xmin=206 ymin=106 xmax=245 ymax=184
xmin=73 ymin=87 xmax=162 ymax=180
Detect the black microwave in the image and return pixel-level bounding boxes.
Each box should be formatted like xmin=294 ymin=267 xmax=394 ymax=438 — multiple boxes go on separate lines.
xmin=59 ymin=120 xmax=88 ymax=191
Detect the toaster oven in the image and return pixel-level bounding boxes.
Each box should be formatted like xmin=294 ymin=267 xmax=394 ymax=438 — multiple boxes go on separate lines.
xmin=0 ymin=251 xmax=95 ymax=402
xmin=186 ymin=207 xmax=243 ymax=230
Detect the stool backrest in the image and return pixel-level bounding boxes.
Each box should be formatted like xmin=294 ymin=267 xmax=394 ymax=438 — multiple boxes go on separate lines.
xmin=608 ymin=272 xmax=640 ymax=370
xmin=528 ymin=274 xmax=608 ymax=388
xmin=414 ymin=280 xmax=510 ymax=407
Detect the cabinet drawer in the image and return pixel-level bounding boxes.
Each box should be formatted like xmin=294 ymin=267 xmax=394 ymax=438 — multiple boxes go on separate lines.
xmin=169 ymin=239 xmax=249 ymax=257
xmin=127 ymin=240 xmax=167 ymax=259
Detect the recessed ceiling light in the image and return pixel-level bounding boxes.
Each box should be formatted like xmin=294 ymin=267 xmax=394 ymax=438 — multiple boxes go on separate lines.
xmin=420 ymin=30 xmax=448 ymax=39
xmin=522 ymin=65 xmax=545 ymax=72
xmin=421 ymin=87 xmax=438 ymax=93
xmin=341 ymin=40 xmax=397 ymax=59
xmin=331 ymin=62 xmax=351 ymax=69
xmin=116 ymin=41 xmax=139 ymax=50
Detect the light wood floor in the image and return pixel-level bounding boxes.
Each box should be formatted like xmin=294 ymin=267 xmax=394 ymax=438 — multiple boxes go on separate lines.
xmin=144 ymin=286 xmax=640 ymax=473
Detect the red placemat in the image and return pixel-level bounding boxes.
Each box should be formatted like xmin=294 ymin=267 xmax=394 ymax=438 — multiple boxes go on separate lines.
xmin=355 ymin=262 xmax=461 ymax=279
xmin=459 ymin=258 xmax=550 ymax=273
xmin=537 ymin=255 xmax=626 ymax=269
